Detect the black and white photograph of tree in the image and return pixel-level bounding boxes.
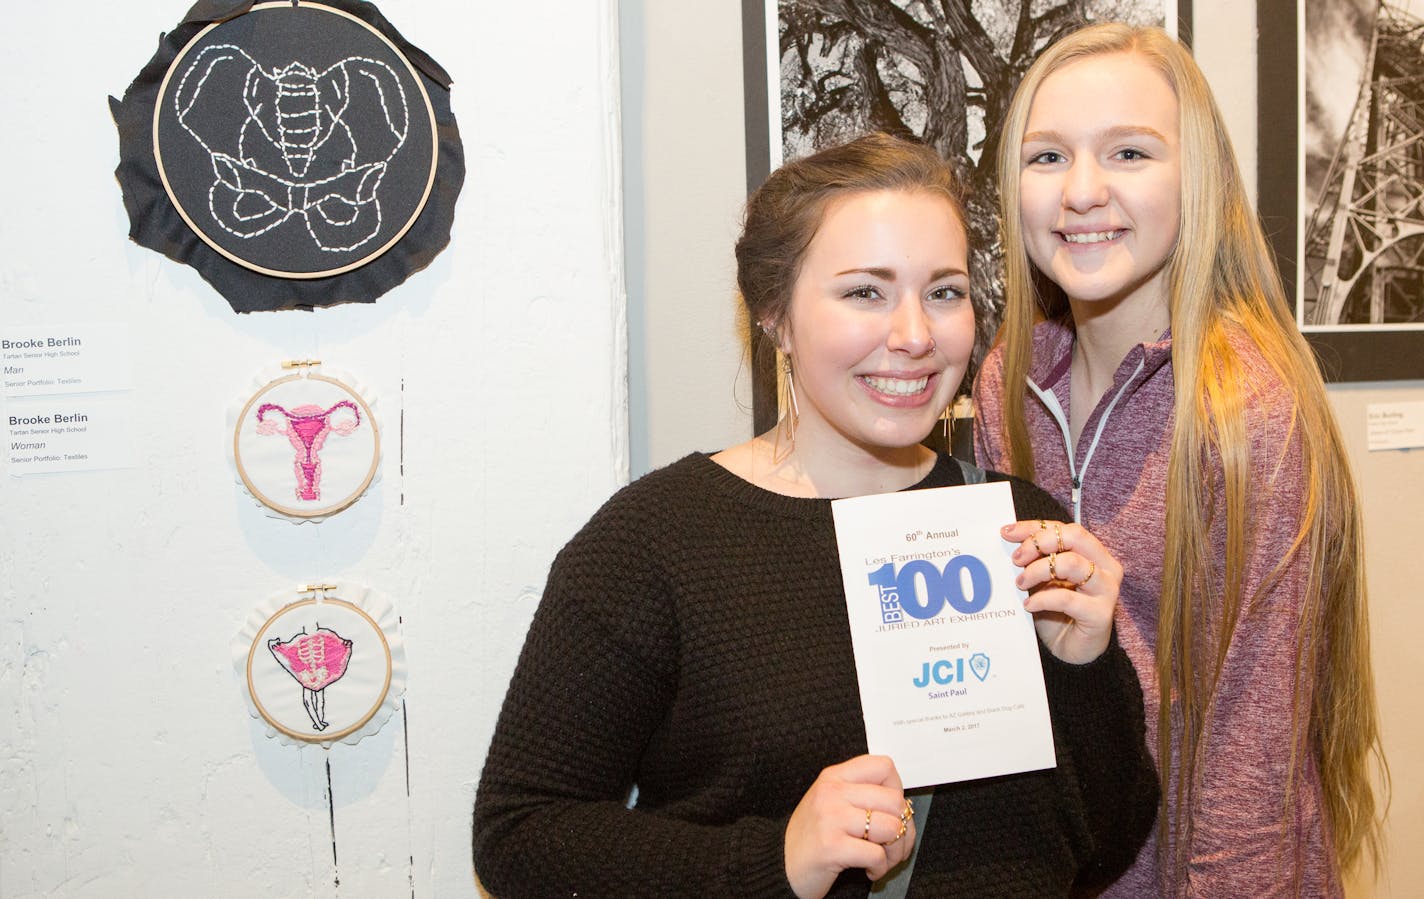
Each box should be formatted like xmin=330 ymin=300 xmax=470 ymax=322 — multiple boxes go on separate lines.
xmin=1301 ymin=0 xmax=1424 ymax=327
xmin=775 ymin=0 xmax=1171 ymax=346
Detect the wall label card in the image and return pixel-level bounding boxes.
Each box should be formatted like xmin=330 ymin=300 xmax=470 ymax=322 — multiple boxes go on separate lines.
xmin=4 ymin=394 xmax=136 ymax=475
xmin=1366 ymin=401 xmax=1424 ymax=451
xmin=1 ymin=323 xmax=132 ymax=398
xmin=832 ymin=482 xmax=1054 ymax=789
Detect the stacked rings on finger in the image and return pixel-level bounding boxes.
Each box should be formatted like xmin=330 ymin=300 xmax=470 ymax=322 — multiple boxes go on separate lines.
xmin=880 ymin=798 xmax=915 ymax=846
xmin=1031 ymin=520 xmax=1050 ymax=555
xmin=1078 ymin=560 xmax=1096 ymax=587
xmin=1054 ymin=522 xmax=1065 ymax=554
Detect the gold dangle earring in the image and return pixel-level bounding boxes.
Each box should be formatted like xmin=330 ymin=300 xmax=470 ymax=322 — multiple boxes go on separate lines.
xmin=940 ymin=396 xmax=971 ymax=455
xmin=774 ymin=356 xmax=799 ymax=463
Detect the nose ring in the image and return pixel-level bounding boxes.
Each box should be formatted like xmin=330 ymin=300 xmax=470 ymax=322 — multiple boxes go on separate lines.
xmin=927 ymin=339 xmax=937 ymax=354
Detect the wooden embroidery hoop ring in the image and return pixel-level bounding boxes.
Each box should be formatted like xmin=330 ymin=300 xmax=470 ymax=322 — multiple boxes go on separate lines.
xmin=151 ymin=0 xmax=440 ymax=279
xmin=246 ymin=595 xmax=393 ymax=744
xmin=233 ymin=369 xmax=380 ymax=519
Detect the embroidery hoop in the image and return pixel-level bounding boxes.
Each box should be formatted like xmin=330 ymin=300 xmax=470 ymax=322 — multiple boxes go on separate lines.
xmin=233 ymin=581 xmax=407 ymax=748
xmin=151 ymin=1 xmax=439 ymax=280
xmin=229 ymin=363 xmax=381 ymax=522
xmin=109 ymin=0 xmax=466 ymax=312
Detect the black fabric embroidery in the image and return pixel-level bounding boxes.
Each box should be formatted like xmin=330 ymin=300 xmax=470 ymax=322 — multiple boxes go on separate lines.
xmin=110 ymin=0 xmax=464 ymax=312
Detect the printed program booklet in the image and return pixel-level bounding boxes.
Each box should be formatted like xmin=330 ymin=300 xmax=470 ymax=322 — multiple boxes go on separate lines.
xmin=832 ymin=481 xmax=1055 ymax=788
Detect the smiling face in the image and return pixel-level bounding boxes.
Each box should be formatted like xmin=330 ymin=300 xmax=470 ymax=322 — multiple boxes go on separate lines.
xmin=1018 ymin=51 xmax=1181 ymax=315
xmin=778 ymin=189 xmax=974 ymax=456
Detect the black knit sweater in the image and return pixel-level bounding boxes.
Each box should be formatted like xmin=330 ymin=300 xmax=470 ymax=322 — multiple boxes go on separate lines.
xmin=473 ymin=453 xmax=1157 ymax=898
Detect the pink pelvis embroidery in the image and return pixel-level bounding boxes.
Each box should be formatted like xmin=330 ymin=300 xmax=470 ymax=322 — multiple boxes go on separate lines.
xmin=255 ymin=400 xmax=361 ymax=501
xmin=268 ymin=626 xmax=354 ymax=732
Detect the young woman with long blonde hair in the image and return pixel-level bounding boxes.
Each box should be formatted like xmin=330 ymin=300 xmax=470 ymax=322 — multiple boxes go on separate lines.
xmin=974 ymin=23 xmax=1386 ymax=896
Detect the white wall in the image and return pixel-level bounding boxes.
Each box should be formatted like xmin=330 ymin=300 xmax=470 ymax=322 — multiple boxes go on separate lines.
xmin=620 ymin=0 xmax=752 ymax=476
xmin=0 ymin=2 xmax=625 ymax=897
xmin=1327 ymin=382 xmax=1423 ymax=898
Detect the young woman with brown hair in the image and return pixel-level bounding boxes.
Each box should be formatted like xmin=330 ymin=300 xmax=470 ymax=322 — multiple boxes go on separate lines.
xmin=473 ymin=133 xmax=1156 ymax=897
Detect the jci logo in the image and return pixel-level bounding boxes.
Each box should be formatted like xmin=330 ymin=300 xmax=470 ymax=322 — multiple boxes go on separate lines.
xmin=868 ymin=557 xmax=992 ymax=624
xmin=913 ymin=652 xmax=992 ymax=688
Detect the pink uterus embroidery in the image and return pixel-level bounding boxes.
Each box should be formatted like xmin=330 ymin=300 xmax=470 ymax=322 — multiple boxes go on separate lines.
xmin=268 ymin=626 xmax=354 ymax=732
xmin=255 ymin=400 xmax=361 ymax=501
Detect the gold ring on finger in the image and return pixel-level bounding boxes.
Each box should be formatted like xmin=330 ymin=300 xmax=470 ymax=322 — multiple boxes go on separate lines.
xmin=1030 ymin=533 xmax=1044 ymax=554
xmin=1078 ymin=560 xmax=1096 ymax=587
xmin=879 ymin=797 xmax=914 ymax=845
xmin=1054 ymin=522 xmax=1065 ymax=554
xmin=862 ymin=808 xmax=872 ymax=840
xmin=1048 ymin=553 xmax=1058 ymax=580
xmin=880 ymin=822 xmax=907 ymax=846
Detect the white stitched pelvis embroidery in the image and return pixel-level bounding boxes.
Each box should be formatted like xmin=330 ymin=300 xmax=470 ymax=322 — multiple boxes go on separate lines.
xmin=173 ymin=44 xmax=410 ymax=252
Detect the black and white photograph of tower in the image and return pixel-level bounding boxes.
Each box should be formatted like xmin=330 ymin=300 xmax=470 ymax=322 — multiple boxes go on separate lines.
xmin=1302 ymin=0 xmax=1424 ymax=327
